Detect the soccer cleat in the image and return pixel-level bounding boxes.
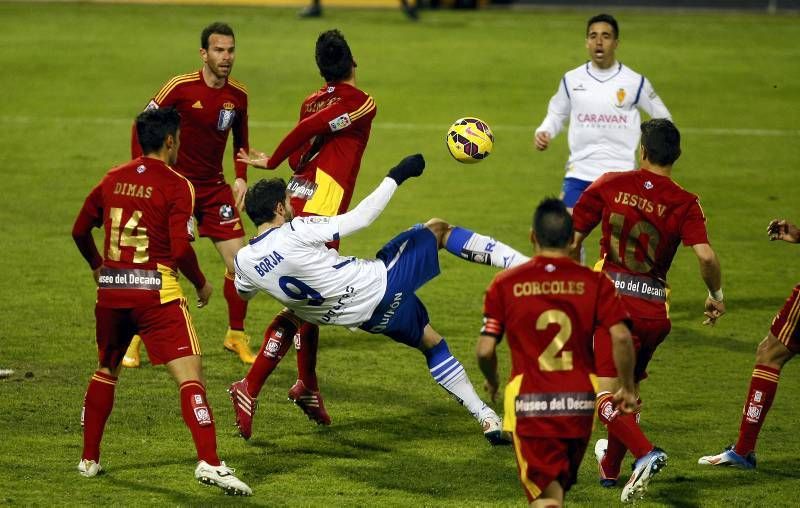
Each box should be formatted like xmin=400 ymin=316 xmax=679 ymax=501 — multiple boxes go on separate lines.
xmin=594 ymin=438 xmax=618 ymax=487
xmin=223 ymin=329 xmax=256 ymax=364
xmin=77 ymin=459 xmax=102 ymax=478
xmin=698 ymin=445 xmax=756 ymax=469
xmin=288 ymin=379 xmax=331 ymax=426
xmin=228 ymin=379 xmax=257 ymax=440
xmin=194 ymin=460 xmax=252 ymax=496
xmin=480 ymin=413 xmax=512 ymax=446
xmin=621 ymin=447 xmax=668 ymax=503
xmin=122 ymin=335 xmax=142 ymax=368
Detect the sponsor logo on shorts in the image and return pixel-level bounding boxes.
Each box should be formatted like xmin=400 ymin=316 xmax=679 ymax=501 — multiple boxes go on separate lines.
xmin=746 ymin=403 xmax=763 ymax=423
xmin=219 ymin=204 xmax=234 ymax=220
xmin=328 ymin=113 xmax=352 ymax=132
xmin=369 ymin=292 xmax=404 ymax=333
xmin=98 ymin=268 xmax=162 ymax=290
xmin=515 ymin=392 xmax=595 ymax=418
xmin=265 ymin=337 xmax=281 ymax=358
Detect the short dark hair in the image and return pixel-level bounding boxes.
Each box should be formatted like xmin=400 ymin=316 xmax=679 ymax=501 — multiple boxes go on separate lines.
xmin=245 ymin=178 xmax=288 ymax=226
xmin=586 ymin=13 xmax=619 ymax=39
xmin=641 ymin=119 xmax=681 ymax=166
xmin=135 ymin=107 xmax=181 ymax=155
xmin=201 ymin=22 xmax=234 ymax=50
xmin=533 ymin=198 xmax=573 ymax=249
xmin=316 ymin=29 xmax=354 ymax=83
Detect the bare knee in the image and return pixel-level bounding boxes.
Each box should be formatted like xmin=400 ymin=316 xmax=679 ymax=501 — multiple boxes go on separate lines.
xmin=755 ymin=334 xmax=794 ymax=369
xmin=424 ymin=218 xmax=452 ymax=248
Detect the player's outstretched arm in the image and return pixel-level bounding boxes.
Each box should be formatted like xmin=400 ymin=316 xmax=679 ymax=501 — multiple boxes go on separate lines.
xmin=692 ymin=243 xmax=725 ymax=326
xmin=335 ymin=154 xmax=425 ymax=238
xmin=767 ymin=219 xmax=800 ymax=243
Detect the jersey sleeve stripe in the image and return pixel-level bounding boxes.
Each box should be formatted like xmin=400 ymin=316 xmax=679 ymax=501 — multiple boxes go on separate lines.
xmin=349 ymin=97 xmax=376 ymax=121
xmin=165 ymin=165 xmax=196 ymax=209
xmin=633 ymin=75 xmax=645 ymax=106
xmin=228 ymin=78 xmax=248 ymax=95
xmin=562 ymin=76 xmax=570 ymax=99
xmin=154 ymin=73 xmax=201 ymax=103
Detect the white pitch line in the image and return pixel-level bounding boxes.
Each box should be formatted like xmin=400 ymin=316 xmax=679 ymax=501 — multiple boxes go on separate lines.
xmin=5 ymin=116 xmax=799 ymax=137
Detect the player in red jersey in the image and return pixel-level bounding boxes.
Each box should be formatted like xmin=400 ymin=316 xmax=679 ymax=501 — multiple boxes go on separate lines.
xmin=72 ymin=108 xmax=251 ymax=495
xmin=571 ymin=118 xmax=725 ymax=502
xmin=698 ymin=218 xmax=800 ymax=470
xmin=125 ymin=22 xmax=256 ymax=367
xmin=477 ymin=198 xmax=637 ymax=508
xmin=231 ymin=29 xmax=376 ymax=433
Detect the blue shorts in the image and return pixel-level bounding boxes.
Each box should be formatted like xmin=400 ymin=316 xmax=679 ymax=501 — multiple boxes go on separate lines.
xmin=359 ymin=225 xmax=441 ymax=347
xmin=561 ymin=177 xmax=592 ymax=208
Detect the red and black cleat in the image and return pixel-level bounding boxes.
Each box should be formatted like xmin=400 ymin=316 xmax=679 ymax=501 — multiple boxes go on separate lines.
xmin=228 ymin=379 xmax=258 ymax=440
xmin=288 ymin=379 xmax=331 ymax=426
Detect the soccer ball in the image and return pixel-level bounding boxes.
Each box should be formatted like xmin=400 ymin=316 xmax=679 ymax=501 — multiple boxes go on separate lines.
xmin=446 ymin=117 xmax=494 ymax=164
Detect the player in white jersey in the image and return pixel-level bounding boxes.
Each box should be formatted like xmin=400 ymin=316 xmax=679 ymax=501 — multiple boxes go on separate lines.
xmin=231 ymin=154 xmax=530 ymax=445
xmin=534 ymin=13 xmax=671 ymax=209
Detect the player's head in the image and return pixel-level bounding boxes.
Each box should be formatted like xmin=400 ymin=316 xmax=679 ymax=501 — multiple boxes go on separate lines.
xmin=640 ymin=118 xmax=681 ymax=168
xmin=200 ymin=22 xmax=235 ymax=79
xmin=245 ymin=178 xmax=292 ymax=226
xmin=586 ymin=13 xmax=619 ymax=69
xmin=136 ymin=107 xmax=181 ymax=164
xmin=316 ymin=29 xmax=355 ymax=83
xmin=531 ymin=198 xmax=573 ymax=251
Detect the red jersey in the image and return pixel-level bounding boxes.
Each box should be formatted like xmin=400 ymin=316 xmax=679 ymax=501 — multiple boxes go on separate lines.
xmin=265 ymin=82 xmax=376 ymax=217
xmin=72 ymin=157 xmax=206 ymax=309
xmin=482 ymin=256 xmax=629 ymax=439
xmin=132 ymin=70 xmax=249 ymax=185
xmin=572 ymin=169 xmax=709 ymax=319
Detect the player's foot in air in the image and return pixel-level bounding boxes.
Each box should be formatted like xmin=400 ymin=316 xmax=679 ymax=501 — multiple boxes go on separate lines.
xmin=288 ymin=379 xmax=331 ymax=425
xmin=122 ymin=335 xmax=142 ymax=368
xmin=594 ymin=438 xmax=618 ymax=487
xmin=223 ymin=329 xmax=256 ymax=364
xmin=77 ymin=459 xmax=102 ymax=478
xmin=480 ymin=411 xmax=511 ymax=446
xmin=195 ymin=460 xmax=252 ymax=496
xmin=228 ymin=379 xmax=257 ymax=440
xmin=698 ymin=445 xmax=756 ymax=469
xmin=621 ymin=447 xmax=667 ymax=503
xmin=298 ymin=3 xmax=322 ymax=17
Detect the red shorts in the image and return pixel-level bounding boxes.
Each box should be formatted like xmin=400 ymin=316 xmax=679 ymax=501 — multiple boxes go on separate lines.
xmin=594 ymin=316 xmax=671 ymax=381
xmin=770 ymin=284 xmax=800 ymax=353
xmin=512 ymin=434 xmax=589 ymax=502
xmin=95 ymin=299 xmax=201 ymax=367
xmin=193 ymin=183 xmax=245 ymax=240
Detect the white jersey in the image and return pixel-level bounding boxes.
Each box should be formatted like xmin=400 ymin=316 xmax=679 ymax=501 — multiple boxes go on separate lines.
xmin=234 ymin=178 xmax=398 ymax=328
xmin=535 ymin=61 xmax=671 ymax=182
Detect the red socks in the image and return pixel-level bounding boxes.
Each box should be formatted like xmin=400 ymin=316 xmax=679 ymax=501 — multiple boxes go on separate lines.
xmin=224 ymin=272 xmax=247 ymax=331
xmin=245 ymin=313 xmax=299 ymax=398
xmin=596 ymin=392 xmax=653 ymax=476
xmin=179 ymin=381 xmax=220 ymax=466
xmin=81 ymin=371 xmax=117 ymax=462
xmin=296 ymin=322 xmax=320 ymax=391
xmin=734 ymin=364 xmax=780 ymax=456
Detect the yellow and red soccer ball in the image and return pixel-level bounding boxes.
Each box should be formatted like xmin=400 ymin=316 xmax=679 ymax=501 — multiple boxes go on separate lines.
xmin=446 ymin=117 xmax=494 ymax=164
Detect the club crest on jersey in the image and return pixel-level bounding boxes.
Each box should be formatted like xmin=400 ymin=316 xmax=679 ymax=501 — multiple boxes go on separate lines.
xmin=644 ymin=180 xmax=654 ymax=190
xmin=329 ymin=113 xmax=352 ymax=132
xmin=327 ymin=86 xmax=335 ymax=93
xmin=136 ymin=165 xmax=146 ymax=174
xmin=219 ymin=204 xmax=234 ymax=220
xmin=145 ymin=100 xmax=159 ymax=111
xmin=217 ymin=103 xmax=236 ymax=131
xmin=615 ymin=88 xmax=626 ymax=108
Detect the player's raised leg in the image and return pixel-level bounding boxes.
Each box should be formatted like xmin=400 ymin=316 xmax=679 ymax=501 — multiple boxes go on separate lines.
xmin=215 ymin=237 xmax=256 ymax=364
xmin=699 ymin=332 xmax=794 ymax=469
xmin=436 ymin=219 xmax=529 ymax=269
xmin=289 ymin=322 xmax=331 ymax=425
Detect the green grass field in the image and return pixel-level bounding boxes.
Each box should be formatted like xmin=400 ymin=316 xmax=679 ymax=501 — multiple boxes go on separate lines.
xmin=1 ymin=2 xmax=799 ymax=506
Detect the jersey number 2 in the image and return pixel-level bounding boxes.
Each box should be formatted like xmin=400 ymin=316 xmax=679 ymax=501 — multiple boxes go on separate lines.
xmin=108 ymin=207 xmax=148 ymax=263
xmin=537 ymin=310 xmax=573 ymax=372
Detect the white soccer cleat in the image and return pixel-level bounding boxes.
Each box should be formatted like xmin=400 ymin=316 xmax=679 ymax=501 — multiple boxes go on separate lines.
xmin=480 ymin=413 xmax=511 ymax=446
xmin=621 ymin=447 xmax=667 ymax=503
xmin=77 ymin=458 xmax=102 ymax=478
xmin=698 ymin=446 xmax=756 ymax=469
xmin=594 ymin=438 xmax=617 ymax=487
xmin=194 ymin=460 xmax=252 ymax=496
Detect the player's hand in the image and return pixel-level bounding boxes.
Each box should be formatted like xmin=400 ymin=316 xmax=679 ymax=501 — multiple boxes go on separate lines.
xmin=612 ymin=387 xmax=639 ymax=414
xmin=387 ymin=153 xmax=425 ymax=185
xmin=534 ymin=131 xmax=551 ymax=151
xmin=702 ymin=296 xmax=726 ymax=326
xmin=767 ymin=219 xmax=800 ymax=243
xmin=483 ymin=379 xmax=499 ymax=403
xmin=92 ymin=267 xmax=102 ymax=285
xmin=233 ymin=178 xmax=247 ymax=210
xmin=196 ymin=282 xmax=213 ymax=308
xmin=236 ymin=148 xmax=270 ymax=169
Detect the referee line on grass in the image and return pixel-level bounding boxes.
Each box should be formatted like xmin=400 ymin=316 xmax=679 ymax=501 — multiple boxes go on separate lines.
xmin=6 ymin=115 xmax=800 ymax=137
